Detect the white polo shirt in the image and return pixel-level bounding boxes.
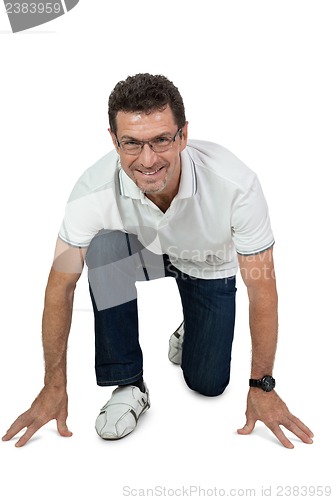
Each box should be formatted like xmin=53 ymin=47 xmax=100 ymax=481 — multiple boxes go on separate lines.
xmin=59 ymin=140 xmax=274 ymax=279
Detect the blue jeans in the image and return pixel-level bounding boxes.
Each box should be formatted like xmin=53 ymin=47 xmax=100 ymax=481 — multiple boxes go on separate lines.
xmin=86 ymin=230 xmax=237 ymax=397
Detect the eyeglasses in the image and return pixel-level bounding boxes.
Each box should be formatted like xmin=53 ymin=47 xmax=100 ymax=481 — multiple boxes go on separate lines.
xmin=115 ymin=129 xmax=182 ymax=155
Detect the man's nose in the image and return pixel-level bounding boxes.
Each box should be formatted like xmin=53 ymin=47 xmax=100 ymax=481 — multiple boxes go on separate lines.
xmin=138 ymin=143 xmax=158 ymax=168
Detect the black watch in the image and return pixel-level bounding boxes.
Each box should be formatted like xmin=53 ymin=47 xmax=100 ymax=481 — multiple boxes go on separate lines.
xmin=249 ymin=375 xmax=275 ymax=392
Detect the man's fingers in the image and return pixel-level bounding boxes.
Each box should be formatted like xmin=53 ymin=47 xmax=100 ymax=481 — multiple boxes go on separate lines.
xmin=264 ymin=415 xmax=314 ymax=449
xmin=3 ymin=415 xmax=46 ymax=447
xmin=2 ymin=413 xmax=31 ymax=442
xmin=267 ymin=422 xmax=294 ymax=449
xmin=288 ymin=414 xmax=314 ymax=439
xmin=2 ymin=427 xmax=21 ymax=442
xmin=3 ymin=416 xmax=72 ymax=447
xmin=282 ymin=415 xmax=314 ymax=445
xmin=3 ymin=411 xmax=51 ymax=447
xmin=15 ymin=424 xmax=41 ymax=448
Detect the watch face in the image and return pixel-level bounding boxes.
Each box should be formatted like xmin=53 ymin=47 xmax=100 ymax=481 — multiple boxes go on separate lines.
xmin=262 ymin=376 xmax=275 ymax=392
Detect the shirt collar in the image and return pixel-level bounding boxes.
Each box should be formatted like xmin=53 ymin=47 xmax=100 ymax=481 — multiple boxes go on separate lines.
xmin=118 ymin=147 xmax=197 ymax=202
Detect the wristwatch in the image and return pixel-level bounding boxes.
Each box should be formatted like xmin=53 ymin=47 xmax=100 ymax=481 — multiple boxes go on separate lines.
xmin=249 ymin=375 xmax=275 ymax=392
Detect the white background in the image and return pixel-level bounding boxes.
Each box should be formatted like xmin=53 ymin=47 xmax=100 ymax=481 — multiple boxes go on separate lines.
xmin=0 ymin=1 xmax=332 ymax=498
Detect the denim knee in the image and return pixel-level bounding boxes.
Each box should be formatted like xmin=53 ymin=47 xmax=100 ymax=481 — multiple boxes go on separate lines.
xmin=86 ymin=229 xmax=139 ymax=268
xmin=183 ymin=371 xmax=230 ymax=397
xmin=86 ymin=230 xmax=143 ymax=311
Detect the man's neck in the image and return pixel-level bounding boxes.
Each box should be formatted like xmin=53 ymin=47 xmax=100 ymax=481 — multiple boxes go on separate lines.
xmin=146 ymin=189 xmax=177 ymax=213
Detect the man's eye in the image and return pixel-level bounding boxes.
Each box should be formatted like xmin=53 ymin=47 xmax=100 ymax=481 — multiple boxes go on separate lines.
xmin=154 ymin=137 xmax=170 ymax=144
xmin=124 ymin=141 xmax=140 ymax=146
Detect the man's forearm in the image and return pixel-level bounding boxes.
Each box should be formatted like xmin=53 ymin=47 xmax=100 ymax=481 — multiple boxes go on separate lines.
xmin=41 ymin=268 xmax=78 ymax=388
xmin=248 ymin=282 xmax=278 ymax=378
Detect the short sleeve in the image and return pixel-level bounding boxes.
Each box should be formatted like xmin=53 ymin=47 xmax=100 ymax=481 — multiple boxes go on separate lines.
xmin=58 ymin=192 xmax=102 ymax=248
xmin=231 ymin=174 xmax=275 ymax=255
xmin=58 ymin=171 xmax=119 ymax=248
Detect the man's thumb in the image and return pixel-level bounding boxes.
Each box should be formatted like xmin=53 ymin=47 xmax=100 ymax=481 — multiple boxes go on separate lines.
xmin=57 ymin=418 xmax=73 ymax=437
xmin=237 ymin=417 xmax=256 ymax=435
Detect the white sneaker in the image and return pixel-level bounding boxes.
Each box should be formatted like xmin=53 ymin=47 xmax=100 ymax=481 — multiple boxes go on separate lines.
xmin=95 ymin=383 xmax=150 ymax=440
xmin=168 ymin=322 xmax=184 ymax=365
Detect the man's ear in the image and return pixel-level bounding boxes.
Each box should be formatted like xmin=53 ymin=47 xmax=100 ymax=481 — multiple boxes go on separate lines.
xmin=108 ymin=128 xmax=119 ymax=151
xmin=179 ymin=121 xmax=189 ymax=151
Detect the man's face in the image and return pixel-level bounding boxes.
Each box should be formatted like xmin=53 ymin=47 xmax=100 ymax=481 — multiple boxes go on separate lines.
xmin=110 ymin=106 xmax=188 ymax=196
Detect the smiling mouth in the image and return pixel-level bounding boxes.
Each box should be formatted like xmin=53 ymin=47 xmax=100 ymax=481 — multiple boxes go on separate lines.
xmin=137 ymin=166 xmax=164 ymax=176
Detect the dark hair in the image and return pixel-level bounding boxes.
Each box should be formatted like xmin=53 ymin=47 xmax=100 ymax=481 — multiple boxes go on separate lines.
xmin=108 ymin=73 xmax=186 ymax=133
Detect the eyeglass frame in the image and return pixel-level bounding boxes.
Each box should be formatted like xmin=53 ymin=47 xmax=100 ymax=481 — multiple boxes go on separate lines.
xmin=115 ymin=128 xmax=183 ymax=155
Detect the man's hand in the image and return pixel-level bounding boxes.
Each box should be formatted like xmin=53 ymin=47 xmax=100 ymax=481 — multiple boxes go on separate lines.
xmin=2 ymin=385 xmax=72 ymax=447
xmin=237 ymin=389 xmax=314 ymax=448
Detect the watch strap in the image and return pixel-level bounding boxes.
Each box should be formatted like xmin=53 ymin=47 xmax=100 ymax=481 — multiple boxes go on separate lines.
xmin=249 ymin=378 xmax=260 ymax=388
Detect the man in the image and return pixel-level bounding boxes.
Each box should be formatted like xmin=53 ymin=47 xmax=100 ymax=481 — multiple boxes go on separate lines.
xmin=2 ymin=73 xmax=313 ymax=448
